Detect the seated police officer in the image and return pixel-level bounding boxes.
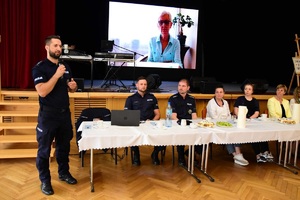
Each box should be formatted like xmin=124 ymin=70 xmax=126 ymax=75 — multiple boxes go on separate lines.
xmin=124 ymin=76 xmax=165 ymax=165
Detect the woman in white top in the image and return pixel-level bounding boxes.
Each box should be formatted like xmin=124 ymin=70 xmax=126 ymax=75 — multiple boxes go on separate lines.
xmin=206 ymin=84 xmax=249 ymax=166
xmin=290 ymin=86 xmax=300 ymax=114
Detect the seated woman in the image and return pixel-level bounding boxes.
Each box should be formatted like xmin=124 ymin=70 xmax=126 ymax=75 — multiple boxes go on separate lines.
xmin=236 ymin=83 xmax=273 ymax=163
xmin=206 ymin=84 xmax=249 ymax=166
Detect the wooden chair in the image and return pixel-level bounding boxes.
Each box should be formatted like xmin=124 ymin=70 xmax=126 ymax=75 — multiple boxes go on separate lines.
xmin=264 ymin=109 xmax=280 ymax=157
xmin=76 ymin=107 xmax=128 ymax=166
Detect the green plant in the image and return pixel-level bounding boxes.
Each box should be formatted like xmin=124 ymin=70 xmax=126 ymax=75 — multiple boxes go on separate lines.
xmin=172 ymin=13 xmax=194 ymax=35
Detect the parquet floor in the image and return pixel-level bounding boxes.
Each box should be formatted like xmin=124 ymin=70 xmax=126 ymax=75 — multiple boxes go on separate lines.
xmin=1 ymin=141 xmax=300 ymax=200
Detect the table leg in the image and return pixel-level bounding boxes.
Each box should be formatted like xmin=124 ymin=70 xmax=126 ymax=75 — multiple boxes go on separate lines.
xmin=90 ymin=149 xmax=95 ymax=192
xmin=172 ymin=146 xmax=175 ymax=166
xmin=115 ymin=148 xmax=117 ymax=165
xmin=275 ymin=141 xmax=298 ymax=174
xmin=186 ymin=145 xmax=201 ymax=183
xmin=293 ymin=141 xmax=300 ymax=169
xmin=195 ymin=144 xmax=214 ymax=182
xmin=286 ymin=141 xmax=300 ymax=170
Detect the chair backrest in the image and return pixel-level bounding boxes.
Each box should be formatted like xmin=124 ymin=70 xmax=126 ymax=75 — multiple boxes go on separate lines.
xmin=202 ymin=108 xmax=207 ymax=119
xmin=264 ymin=109 xmax=268 ymax=117
xmin=75 ymin=108 xmax=111 ymax=144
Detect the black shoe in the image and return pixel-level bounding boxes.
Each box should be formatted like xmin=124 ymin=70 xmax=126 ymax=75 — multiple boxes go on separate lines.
xmin=184 ymin=149 xmax=189 ymax=157
xmin=178 ymin=158 xmax=186 ymax=166
xmin=41 ymin=182 xmax=54 ymax=195
xmin=178 ymin=150 xmax=186 ymax=166
xmin=59 ymin=173 xmax=77 ymax=184
xmin=151 ymin=151 xmax=160 ymax=165
xmin=132 ymin=154 xmax=141 ymax=166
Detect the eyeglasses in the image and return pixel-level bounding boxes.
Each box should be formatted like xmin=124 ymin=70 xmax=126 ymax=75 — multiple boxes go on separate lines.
xmin=158 ymin=20 xmax=171 ymax=26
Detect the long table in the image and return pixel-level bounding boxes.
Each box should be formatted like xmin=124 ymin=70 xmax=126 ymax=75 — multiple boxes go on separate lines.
xmin=78 ymin=119 xmax=300 ymax=192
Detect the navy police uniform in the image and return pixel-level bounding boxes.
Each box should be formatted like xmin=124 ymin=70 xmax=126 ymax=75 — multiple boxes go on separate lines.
xmin=169 ymin=93 xmax=197 ymax=119
xmin=168 ymin=93 xmax=201 ymax=163
xmin=32 ymin=59 xmax=73 ymax=183
xmin=124 ymin=92 xmax=159 ymax=121
xmin=124 ymin=91 xmax=162 ymax=163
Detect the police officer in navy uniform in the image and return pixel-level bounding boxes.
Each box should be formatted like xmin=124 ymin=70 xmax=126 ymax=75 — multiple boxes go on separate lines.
xmin=124 ymin=76 xmax=164 ymax=165
xmin=168 ymin=78 xmax=200 ymax=166
xmin=32 ymin=35 xmax=78 ymax=195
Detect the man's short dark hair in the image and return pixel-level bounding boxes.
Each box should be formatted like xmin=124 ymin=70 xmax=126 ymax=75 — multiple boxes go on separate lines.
xmin=45 ymin=35 xmax=61 ymax=45
xmin=136 ymin=76 xmax=147 ymax=83
xmin=179 ymin=78 xmax=190 ymax=86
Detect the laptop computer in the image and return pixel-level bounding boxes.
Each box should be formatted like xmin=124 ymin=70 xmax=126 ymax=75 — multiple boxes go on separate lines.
xmin=111 ymin=110 xmax=140 ymax=126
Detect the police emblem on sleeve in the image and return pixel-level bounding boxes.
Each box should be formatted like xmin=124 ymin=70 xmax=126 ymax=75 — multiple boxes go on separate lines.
xmin=188 ymin=109 xmax=192 ymax=114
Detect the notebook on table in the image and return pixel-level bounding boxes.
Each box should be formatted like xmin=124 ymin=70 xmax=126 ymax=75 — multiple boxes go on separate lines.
xmin=111 ymin=110 xmax=140 ymax=126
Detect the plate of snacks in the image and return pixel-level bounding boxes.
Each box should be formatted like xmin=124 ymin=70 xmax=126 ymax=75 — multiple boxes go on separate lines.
xmin=197 ymin=120 xmax=215 ymax=128
xmin=216 ymin=121 xmax=233 ymax=128
xmin=278 ymin=118 xmax=296 ymax=125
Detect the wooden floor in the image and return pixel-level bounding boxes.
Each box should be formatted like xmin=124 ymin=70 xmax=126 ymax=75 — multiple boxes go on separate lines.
xmin=1 ymin=141 xmax=300 ymax=200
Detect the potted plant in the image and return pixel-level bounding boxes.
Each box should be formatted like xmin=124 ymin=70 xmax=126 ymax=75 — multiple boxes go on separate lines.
xmin=172 ymin=13 xmax=194 ymax=46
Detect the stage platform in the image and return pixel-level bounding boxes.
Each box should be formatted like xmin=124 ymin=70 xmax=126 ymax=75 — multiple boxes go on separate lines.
xmin=81 ymin=79 xmax=277 ymax=94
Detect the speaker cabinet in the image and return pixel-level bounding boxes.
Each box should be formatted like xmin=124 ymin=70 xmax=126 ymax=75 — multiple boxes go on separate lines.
xmin=74 ymin=78 xmax=84 ymax=92
xmin=241 ymin=79 xmax=269 ymax=94
xmin=190 ymin=76 xmax=221 ymax=94
xmin=146 ymin=74 xmax=161 ymax=90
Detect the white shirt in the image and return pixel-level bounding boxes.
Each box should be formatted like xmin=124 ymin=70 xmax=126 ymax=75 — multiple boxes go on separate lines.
xmin=206 ymin=97 xmax=231 ymax=120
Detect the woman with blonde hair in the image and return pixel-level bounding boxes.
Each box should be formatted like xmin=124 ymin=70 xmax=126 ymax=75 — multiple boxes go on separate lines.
xmin=267 ymin=84 xmax=292 ymax=119
xmin=290 ymin=86 xmax=300 ymax=114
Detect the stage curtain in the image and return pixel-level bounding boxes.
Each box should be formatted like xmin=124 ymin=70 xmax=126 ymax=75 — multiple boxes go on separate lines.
xmin=0 ymin=0 xmax=55 ymax=89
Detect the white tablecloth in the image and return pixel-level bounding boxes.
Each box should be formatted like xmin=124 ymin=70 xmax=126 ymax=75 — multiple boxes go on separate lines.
xmin=78 ymin=119 xmax=300 ymax=152
xmin=211 ymin=119 xmax=300 ymax=144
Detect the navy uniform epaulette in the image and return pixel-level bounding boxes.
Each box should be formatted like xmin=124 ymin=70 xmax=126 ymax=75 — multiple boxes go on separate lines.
xmin=35 ymin=60 xmax=43 ymax=66
xmin=187 ymin=94 xmax=195 ymax=99
xmin=35 ymin=59 xmax=47 ymax=66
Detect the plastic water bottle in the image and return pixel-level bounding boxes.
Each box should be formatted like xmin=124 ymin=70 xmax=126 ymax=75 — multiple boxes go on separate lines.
xmin=165 ymin=102 xmax=172 ymax=127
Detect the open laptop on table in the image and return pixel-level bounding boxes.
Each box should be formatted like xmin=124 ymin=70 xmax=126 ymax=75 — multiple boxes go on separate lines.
xmin=111 ymin=110 xmax=140 ymax=126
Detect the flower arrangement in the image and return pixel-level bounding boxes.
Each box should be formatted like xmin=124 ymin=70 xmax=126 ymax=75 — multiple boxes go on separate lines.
xmin=172 ymin=13 xmax=194 ymax=36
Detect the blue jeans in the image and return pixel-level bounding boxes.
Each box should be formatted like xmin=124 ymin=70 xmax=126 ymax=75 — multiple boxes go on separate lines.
xmin=226 ymin=144 xmax=242 ymax=154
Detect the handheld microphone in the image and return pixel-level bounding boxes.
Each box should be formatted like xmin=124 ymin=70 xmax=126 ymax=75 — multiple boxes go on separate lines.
xmin=58 ymin=63 xmax=64 ymax=79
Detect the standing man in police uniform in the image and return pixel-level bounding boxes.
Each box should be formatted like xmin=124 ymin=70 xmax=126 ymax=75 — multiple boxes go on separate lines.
xmin=32 ymin=35 xmax=78 ymax=195
xmin=168 ymin=78 xmax=199 ymax=166
xmin=124 ymin=76 xmax=164 ymax=165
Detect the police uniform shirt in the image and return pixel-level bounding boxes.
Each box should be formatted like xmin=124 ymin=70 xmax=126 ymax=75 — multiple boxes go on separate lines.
xmin=124 ymin=92 xmax=159 ymax=121
xmin=169 ymin=92 xmax=197 ymax=120
xmin=32 ymin=59 xmax=72 ymax=109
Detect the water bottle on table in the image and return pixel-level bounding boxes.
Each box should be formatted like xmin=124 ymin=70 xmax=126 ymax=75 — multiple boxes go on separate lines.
xmin=165 ymin=102 xmax=172 ymax=127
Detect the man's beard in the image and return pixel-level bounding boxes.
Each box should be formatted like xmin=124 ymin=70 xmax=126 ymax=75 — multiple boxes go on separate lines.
xmin=49 ymin=51 xmax=61 ymax=59
xmin=179 ymin=90 xmax=185 ymax=94
xmin=138 ymin=88 xmax=147 ymax=93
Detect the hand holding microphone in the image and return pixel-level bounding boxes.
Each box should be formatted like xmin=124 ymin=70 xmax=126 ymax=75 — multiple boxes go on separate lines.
xmin=55 ymin=63 xmax=66 ymax=79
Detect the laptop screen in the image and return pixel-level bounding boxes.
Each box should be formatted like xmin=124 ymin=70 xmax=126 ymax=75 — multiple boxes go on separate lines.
xmin=111 ymin=110 xmax=140 ymax=126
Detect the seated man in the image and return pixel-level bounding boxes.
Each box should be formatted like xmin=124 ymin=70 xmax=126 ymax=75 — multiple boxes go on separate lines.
xmin=168 ymin=78 xmax=200 ymax=166
xmin=124 ymin=76 xmax=165 ymax=165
